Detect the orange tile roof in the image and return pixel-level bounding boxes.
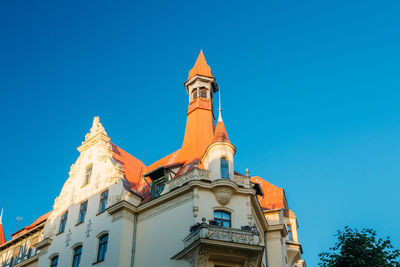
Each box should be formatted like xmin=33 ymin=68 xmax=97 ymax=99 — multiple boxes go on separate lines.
xmin=251 ymin=176 xmax=286 ymax=210
xmin=11 ymin=211 xmax=52 ymax=239
xmin=111 ymin=143 xmax=146 ymax=192
xmin=212 ymin=120 xmax=230 ymax=143
xmin=188 ymin=50 xmax=214 ymax=80
xmin=0 ymin=224 xmax=5 ymax=245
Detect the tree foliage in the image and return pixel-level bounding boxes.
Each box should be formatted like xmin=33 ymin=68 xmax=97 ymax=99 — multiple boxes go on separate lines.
xmin=319 ymin=226 xmax=400 ymax=267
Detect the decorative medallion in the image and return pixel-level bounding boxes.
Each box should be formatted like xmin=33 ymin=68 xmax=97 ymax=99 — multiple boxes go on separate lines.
xmin=213 ymin=186 xmax=234 ymax=206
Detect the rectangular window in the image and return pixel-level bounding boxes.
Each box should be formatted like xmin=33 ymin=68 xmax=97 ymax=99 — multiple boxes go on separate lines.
xmin=84 ymin=164 xmax=92 ymax=185
xmin=97 ymin=234 xmax=108 ymax=262
xmin=214 ymin=210 xmax=231 ymax=228
xmin=287 ymin=224 xmax=293 ymax=241
xmin=59 ymin=211 xmax=68 ymax=233
xmin=151 ymin=177 xmax=167 ymax=199
xmin=99 ymin=190 xmax=109 ymax=213
xmin=78 ymin=201 xmax=88 ymax=224
xmin=200 ymin=88 xmax=208 ymax=98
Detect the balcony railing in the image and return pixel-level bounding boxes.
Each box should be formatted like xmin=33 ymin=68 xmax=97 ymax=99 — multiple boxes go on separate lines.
xmin=183 ymin=222 xmax=260 ymax=248
xmin=161 ymin=168 xmax=251 ymax=196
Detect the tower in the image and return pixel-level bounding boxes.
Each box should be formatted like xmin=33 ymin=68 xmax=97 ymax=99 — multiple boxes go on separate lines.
xmin=179 ymin=50 xmax=219 ymax=163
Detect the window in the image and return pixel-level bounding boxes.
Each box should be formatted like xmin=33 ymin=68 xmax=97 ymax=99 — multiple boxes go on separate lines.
xmin=220 ymin=157 xmax=229 ymax=179
xmin=84 ymin=164 xmax=92 ymax=185
xmin=192 ymin=88 xmax=198 ymax=101
xmin=214 ymin=210 xmax=231 ymax=227
xmin=78 ymin=201 xmax=88 ymax=224
xmin=59 ymin=211 xmax=68 ymax=233
xmin=151 ymin=177 xmax=167 ymax=199
xmin=200 ymin=87 xmax=208 ymax=98
xmin=99 ymin=190 xmax=109 ymax=213
xmin=97 ymin=234 xmax=108 ymax=262
xmin=287 ymin=224 xmax=293 ymax=241
xmin=50 ymin=255 xmax=58 ymax=267
xmin=72 ymin=245 xmax=82 ymax=267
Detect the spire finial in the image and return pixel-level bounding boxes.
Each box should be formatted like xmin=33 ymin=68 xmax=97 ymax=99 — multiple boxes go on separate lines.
xmin=218 ymin=87 xmax=223 ymax=122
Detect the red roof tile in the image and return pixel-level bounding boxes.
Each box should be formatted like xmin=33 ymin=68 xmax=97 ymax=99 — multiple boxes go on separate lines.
xmin=212 ymin=120 xmax=230 ymax=143
xmin=251 ymin=176 xmax=286 ymax=210
xmin=111 ymin=143 xmax=146 ymax=192
xmin=11 ymin=211 xmax=52 ymax=239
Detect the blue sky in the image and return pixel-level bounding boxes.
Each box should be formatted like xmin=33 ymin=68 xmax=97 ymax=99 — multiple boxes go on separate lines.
xmin=1 ymin=0 xmax=400 ymax=265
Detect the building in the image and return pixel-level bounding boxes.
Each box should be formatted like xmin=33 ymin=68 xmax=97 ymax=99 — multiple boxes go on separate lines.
xmin=0 ymin=51 xmax=306 ymax=267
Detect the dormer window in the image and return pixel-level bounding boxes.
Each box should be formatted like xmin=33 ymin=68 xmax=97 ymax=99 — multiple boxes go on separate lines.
xmin=221 ymin=157 xmax=229 ymax=179
xmin=84 ymin=164 xmax=92 ymax=185
xmin=200 ymin=87 xmax=208 ymax=99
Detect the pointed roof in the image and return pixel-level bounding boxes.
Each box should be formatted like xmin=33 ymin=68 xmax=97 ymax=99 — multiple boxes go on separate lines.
xmin=0 ymin=209 xmax=5 ymax=245
xmin=212 ymin=120 xmax=230 ymax=143
xmin=188 ymin=50 xmax=214 ymax=80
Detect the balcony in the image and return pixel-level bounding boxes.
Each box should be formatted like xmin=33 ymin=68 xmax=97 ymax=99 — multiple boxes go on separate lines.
xmin=161 ymin=168 xmax=251 ymax=196
xmin=172 ymin=220 xmax=264 ymax=267
xmin=184 ymin=223 xmax=260 ymax=248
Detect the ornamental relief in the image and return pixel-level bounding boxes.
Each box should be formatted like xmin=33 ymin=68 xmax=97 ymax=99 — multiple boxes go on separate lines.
xmin=213 ymin=186 xmax=234 ymax=206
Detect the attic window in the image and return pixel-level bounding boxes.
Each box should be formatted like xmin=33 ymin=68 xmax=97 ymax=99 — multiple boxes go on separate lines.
xmin=145 ymin=167 xmax=168 ymax=199
xmin=200 ymin=87 xmax=208 ymax=98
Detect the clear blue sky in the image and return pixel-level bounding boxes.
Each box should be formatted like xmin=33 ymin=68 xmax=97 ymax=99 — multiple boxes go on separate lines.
xmin=1 ymin=0 xmax=399 ymax=265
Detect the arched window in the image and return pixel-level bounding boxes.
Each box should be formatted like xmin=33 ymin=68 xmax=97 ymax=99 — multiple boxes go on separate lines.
xmin=200 ymin=87 xmax=208 ymax=98
xmin=192 ymin=88 xmax=198 ymax=101
xmin=221 ymin=157 xmax=229 ymax=179
xmin=72 ymin=245 xmax=82 ymax=267
xmin=97 ymin=234 xmax=108 ymax=262
xmin=214 ymin=210 xmax=231 ymax=227
xmin=50 ymin=255 xmax=58 ymax=267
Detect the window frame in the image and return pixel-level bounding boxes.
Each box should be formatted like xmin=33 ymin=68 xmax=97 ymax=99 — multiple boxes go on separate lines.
xmin=58 ymin=211 xmax=68 ymax=234
xmin=199 ymin=87 xmax=208 ymax=99
xmin=98 ymin=190 xmax=109 ymax=213
xmin=220 ymin=157 xmax=229 ymax=179
xmin=287 ymin=224 xmax=293 ymax=241
xmin=77 ymin=201 xmax=88 ymax=225
xmin=213 ymin=210 xmax=231 ymax=228
xmin=50 ymin=255 xmax=59 ymax=267
xmin=192 ymin=88 xmax=198 ymax=101
xmin=96 ymin=233 xmax=109 ymax=262
xmin=72 ymin=245 xmax=82 ymax=267
xmin=83 ymin=164 xmax=93 ymax=186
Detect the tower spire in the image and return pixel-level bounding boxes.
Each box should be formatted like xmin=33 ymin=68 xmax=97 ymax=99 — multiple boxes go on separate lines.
xmin=218 ymin=87 xmax=223 ymax=122
xmin=188 ymin=50 xmax=214 ymax=80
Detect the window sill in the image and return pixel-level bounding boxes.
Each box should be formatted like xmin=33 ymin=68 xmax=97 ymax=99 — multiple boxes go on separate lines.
xmin=96 ymin=210 xmax=106 ymax=216
xmin=56 ymin=231 xmax=64 ymax=236
xmin=92 ymin=259 xmax=105 ymax=265
xmin=75 ymin=221 xmax=84 ymax=227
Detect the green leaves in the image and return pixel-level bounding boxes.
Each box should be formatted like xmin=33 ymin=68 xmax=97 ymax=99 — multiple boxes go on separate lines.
xmin=319 ymin=226 xmax=400 ymax=267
